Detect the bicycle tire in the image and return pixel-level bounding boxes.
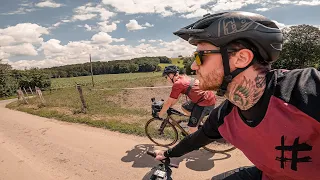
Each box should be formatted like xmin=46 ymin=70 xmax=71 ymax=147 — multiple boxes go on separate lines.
xmin=203 ymin=140 xmax=236 ymax=153
xmin=145 ymin=118 xmax=178 ymax=147
xmin=198 ymin=117 xmax=236 ymax=153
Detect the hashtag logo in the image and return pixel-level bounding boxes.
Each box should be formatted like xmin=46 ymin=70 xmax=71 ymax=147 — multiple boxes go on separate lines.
xmin=275 ymin=136 xmax=312 ymax=171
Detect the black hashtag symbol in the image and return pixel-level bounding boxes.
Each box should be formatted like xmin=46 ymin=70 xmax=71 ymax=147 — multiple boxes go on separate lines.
xmin=275 ymin=136 xmax=312 ymax=171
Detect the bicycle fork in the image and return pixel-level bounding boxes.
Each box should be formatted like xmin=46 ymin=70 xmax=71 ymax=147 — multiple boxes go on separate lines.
xmin=158 ymin=118 xmax=169 ymax=135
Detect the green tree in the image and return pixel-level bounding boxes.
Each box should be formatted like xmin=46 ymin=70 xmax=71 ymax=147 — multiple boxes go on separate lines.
xmin=18 ymin=69 xmax=51 ymax=90
xmin=0 ymin=60 xmax=18 ymax=97
xmin=182 ymin=56 xmax=196 ymax=75
xmin=129 ymin=64 xmax=139 ymax=72
xmin=272 ymin=24 xmax=320 ymax=69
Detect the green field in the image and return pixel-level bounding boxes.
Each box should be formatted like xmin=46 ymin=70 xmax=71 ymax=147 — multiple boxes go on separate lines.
xmin=158 ymin=58 xmax=184 ymax=69
xmin=51 ymin=72 xmax=164 ymax=89
xmin=51 ymin=58 xmax=185 ymax=89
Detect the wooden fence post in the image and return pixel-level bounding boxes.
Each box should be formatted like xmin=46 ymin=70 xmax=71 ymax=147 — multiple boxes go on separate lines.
xmin=35 ymin=86 xmax=45 ymax=104
xmin=17 ymin=88 xmax=28 ymax=104
xmin=76 ymin=84 xmax=87 ymax=113
xmin=23 ymin=87 xmax=29 ymax=99
xmin=29 ymin=87 xmax=34 ymax=95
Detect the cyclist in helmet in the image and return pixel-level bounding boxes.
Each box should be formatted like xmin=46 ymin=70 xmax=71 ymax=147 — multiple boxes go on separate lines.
xmin=154 ymin=11 xmax=320 ymax=179
xmin=158 ymin=65 xmax=216 ymax=134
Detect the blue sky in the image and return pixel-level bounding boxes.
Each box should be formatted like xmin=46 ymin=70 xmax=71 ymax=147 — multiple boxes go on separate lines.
xmin=0 ymin=0 xmax=319 ymax=69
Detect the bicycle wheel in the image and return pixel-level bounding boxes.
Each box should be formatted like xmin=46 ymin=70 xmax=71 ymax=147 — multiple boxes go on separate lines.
xmin=197 ymin=115 xmax=236 ymax=153
xmin=203 ymin=138 xmax=236 ymax=153
xmin=145 ymin=118 xmax=178 ymax=147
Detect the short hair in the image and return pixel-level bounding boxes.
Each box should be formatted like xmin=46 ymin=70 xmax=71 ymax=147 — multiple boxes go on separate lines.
xmin=226 ymin=40 xmax=271 ymax=73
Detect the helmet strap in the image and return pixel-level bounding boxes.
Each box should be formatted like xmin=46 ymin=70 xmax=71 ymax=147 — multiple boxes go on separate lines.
xmin=216 ymin=46 xmax=256 ymax=96
xmin=168 ymin=73 xmax=177 ymax=83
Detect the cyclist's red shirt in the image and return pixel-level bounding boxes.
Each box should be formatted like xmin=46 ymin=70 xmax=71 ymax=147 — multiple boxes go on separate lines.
xmin=165 ymin=68 xmax=320 ymax=180
xmin=169 ymin=75 xmax=216 ymax=106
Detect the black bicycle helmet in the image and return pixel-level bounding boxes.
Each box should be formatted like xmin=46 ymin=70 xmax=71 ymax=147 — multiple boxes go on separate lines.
xmin=173 ymin=11 xmax=283 ymax=96
xmin=162 ymin=65 xmax=179 ymax=76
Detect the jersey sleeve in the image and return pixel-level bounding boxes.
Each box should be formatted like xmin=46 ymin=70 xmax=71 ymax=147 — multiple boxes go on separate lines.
xmin=169 ymin=81 xmax=184 ymax=99
xmin=275 ymin=68 xmax=320 ymax=122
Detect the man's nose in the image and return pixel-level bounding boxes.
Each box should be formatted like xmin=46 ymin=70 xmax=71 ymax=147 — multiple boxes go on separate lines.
xmin=191 ymin=61 xmax=199 ymax=71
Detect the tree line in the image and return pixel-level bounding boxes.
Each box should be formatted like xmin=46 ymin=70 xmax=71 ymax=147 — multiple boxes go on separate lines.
xmin=0 ymin=65 xmax=51 ymax=97
xmin=44 ymin=56 xmax=171 ymax=78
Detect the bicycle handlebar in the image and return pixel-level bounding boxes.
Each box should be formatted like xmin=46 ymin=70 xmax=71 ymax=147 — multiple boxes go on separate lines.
xmin=146 ymin=151 xmax=179 ymax=168
xmin=151 ymin=97 xmax=187 ymax=119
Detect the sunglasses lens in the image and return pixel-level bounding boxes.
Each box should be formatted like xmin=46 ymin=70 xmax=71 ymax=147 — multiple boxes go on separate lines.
xmin=195 ymin=54 xmax=202 ymax=66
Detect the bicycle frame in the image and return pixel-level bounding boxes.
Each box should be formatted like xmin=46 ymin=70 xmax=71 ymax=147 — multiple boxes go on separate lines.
xmin=158 ymin=108 xmax=191 ymax=137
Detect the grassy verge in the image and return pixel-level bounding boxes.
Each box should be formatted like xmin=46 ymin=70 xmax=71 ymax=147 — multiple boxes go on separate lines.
xmin=0 ymin=95 xmax=17 ymax=101
xmin=6 ymin=102 xmax=146 ymax=136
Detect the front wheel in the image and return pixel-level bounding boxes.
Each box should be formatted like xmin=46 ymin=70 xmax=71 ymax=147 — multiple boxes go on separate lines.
xmin=145 ymin=118 xmax=178 ymax=147
xmin=203 ymin=139 xmax=236 ymax=153
xmin=198 ymin=117 xmax=236 ymax=153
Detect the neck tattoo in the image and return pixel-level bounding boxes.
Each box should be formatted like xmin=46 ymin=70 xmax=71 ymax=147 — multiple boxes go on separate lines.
xmin=226 ymin=74 xmax=266 ymax=110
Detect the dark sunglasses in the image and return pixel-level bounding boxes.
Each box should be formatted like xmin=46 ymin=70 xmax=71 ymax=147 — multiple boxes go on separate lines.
xmin=193 ymin=49 xmax=238 ymax=66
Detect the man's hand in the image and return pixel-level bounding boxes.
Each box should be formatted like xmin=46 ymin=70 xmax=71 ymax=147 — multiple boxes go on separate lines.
xmin=154 ymin=150 xmax=166 ymax=160
xmin=158 ymin=97 xmax=178 ymax=119
xmin=157 ymin=112 xmax=165 ymax=119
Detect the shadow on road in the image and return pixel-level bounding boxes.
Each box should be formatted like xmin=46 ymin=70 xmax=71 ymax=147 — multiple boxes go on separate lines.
xmin=121 ymin=144 xmax=232 ymax=180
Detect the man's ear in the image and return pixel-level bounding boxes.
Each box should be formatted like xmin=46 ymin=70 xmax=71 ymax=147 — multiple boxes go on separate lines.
xmin=233 ymin=49 xmax=254 ymax=68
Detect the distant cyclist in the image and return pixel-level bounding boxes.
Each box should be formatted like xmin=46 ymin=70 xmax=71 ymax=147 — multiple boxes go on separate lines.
xmin=154 ymin=11 xmax=320 ymax=179
xmin=158 ymin=65 xmax=216 ymax=134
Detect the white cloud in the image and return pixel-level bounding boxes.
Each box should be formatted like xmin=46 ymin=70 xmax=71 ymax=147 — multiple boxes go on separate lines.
xmin=84 ymin=24 xmax=92 ymax=31
xmin=0 ymin=52 xmax=10 ymax=60
xmin=148 ymin=39 xmax=157 ymax=43
xmin=113 ymin=38 xmax=126 ymax=42
xmin=100 ymin=0 xmax=320 ymax=19
xmin=98 ymin=21 xmax=117 ymax=32
xmin=72 ymin=3 xmax=115 ymax=22
xmin=41 ymin=39 xmax=66 ymax=57
xmin=278 ymin=0 xmax=320 ymax=5
xmin=1 ymin=43 xmax=38 ymax=57
xmin=1 ymin=7 xmax=36 ymax=15
xmin=256 ymin=7 xmax=270 ymax=11
xmin=145 ymin=22 xmax=154 ymax=27
xmin=0 ymin=23 xmax=48 ymax=60
xmin=272 ymin=20 xmax=287 ymax=29
xmin=35 ymin=0 xmax=63 ymax=8
xmin=72 ymin=14 xmax=97 ymax=21
xmin=0 ymin=23 xmax=49 ymax=45
xmin=101 ymin=0 xmax=203 ymax=17
xmin=181 ymin=8 xmax=208 ymax=19
xmin=101 ymin=0 xmax=247 ymax=18
xmin=53 ymin=22 xmax=62 ymax=27
xmin=0 ymin=35 xmax=16 ymax=46
xmin=20 ymin=2 xmax=33 ymax=7
xmin=278 ymin=0 xmax=295 ymax=4
xmin=298 ymin=0 xmax=320 ymax=6
xmin=91 ymin=32 xmax=113 ymax=44
xmin=139 ymin=39 xmax=146 ymax=43
xmin=126 ymin=20 xmax=147 ymax=31
xmin=61 ymin=19 xmax=71 ymax=23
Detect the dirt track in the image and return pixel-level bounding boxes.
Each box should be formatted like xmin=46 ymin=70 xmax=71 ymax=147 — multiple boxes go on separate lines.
xmin=0 ymin=99 xmax=252 ymax=180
